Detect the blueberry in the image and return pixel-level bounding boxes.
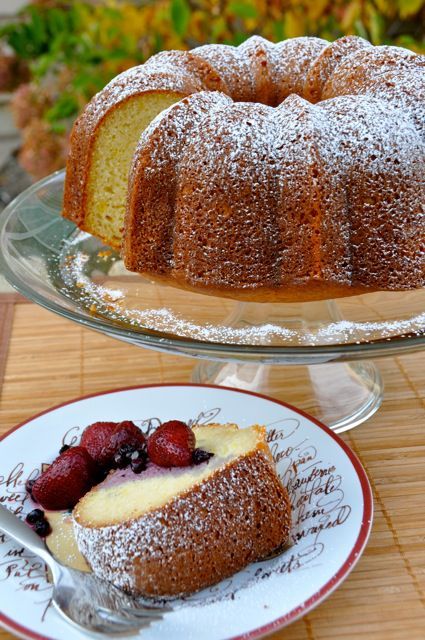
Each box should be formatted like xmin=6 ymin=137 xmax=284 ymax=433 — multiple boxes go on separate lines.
xmin=25 ymin=479 xmax=36 ymax=497
xmin=113 ymin=452 xmax=128 ymax=469
xmin=59 ymin=444 xmax=70 ymax=455
xmin=131 ymin=459 xmax=147 ymax=474
xmin=25 ymin=509 xmax=45 ymax=524
xmin=130 ymin=448 xmax=147 ymax=460
xmin=192 ymin=449 xmax=214 ymax=465
xmin=96 ymin=467 xmax=109 ymax=482
xmin=113 ymin=444 xmax=148 ymax=470
xmin=118 ymin=444 xmax=136 ymax=458
xmin=33 ymin=519 xmax=51 ymax=537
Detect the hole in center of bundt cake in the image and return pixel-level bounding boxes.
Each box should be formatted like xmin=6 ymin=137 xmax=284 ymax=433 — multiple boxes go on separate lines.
xmin=85 ymin=93 xmax=183 ymax=249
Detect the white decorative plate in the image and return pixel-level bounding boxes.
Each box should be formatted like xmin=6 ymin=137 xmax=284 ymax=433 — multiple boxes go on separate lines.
xmin=0 ymin=384 xmax=373 ymax=640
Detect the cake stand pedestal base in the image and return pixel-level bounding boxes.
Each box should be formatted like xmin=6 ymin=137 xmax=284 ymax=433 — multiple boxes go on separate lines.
xmin=192 ymin=360 xmax=383 ymax=433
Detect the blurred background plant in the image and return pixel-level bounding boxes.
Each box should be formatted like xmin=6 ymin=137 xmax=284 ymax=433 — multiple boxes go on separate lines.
xmin=0 ymin=0 xmax=424 ymax=179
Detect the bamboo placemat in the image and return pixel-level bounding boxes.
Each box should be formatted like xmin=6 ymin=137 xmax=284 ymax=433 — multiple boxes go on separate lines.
xmin=0 ymin=295 xmax=424 ymax=640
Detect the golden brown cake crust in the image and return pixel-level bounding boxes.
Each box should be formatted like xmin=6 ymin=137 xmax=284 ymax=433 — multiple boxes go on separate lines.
xmin=126 ymin=88 xmax=424 ymax=298
xmin=303 ymin=35 xmax=371 ymax=103
xmin=123 ymin=270 xmax=377 ymax=303
xmin=73 ymin=449 xmax=291 ymax=597
xmin=270 ymin=36 xmax=328 ymax=103
xmin=124 ymin=92 xmax=233 ymax=275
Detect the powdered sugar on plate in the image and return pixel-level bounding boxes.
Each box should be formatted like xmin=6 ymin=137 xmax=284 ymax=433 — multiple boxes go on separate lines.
xmin=58 ymin=248 xmax=425 ymax=348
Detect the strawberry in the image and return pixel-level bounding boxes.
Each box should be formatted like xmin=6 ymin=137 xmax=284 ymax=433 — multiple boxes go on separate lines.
xmin=100 ymin=421 xmax=146 ymax=467
xmin=31 ymin=446 xmax=97 ymax=510
xmin=147 ymin=420 xmax=195 ymax=467
xmin=80 ymin=421 xmax=118 ymax=465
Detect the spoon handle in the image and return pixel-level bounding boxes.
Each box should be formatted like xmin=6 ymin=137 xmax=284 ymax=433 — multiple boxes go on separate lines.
xmin=0 ymin=504 xmax=53 ymax=567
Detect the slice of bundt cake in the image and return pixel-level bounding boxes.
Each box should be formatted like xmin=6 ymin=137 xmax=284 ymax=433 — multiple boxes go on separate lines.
xmin=73 ymin=423 xmax=291 ymax=597
xmin=62 ymin=51 xmax=229 ymax=249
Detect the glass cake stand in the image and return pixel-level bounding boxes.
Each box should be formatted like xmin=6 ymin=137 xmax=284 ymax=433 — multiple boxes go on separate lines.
xmin=1 ymin=171 xmax=424 ymax=432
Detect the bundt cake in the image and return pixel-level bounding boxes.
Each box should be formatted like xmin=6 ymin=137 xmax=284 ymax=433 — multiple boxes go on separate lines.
xmin=63 ymin=36 xmax=425 ymax=302
xmin=73 ymin=423 xmax=291 ymax=597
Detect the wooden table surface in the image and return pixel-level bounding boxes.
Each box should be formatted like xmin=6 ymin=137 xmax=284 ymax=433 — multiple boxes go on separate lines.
xmin=0 ymin=293 xmax=424 ymax=640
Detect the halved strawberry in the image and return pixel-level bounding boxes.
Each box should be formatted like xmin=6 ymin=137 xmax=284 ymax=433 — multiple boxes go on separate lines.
xmin=147 ymin=420 xmax=195 ymax=467
xmin=31 ymin=446 xmax=97 ymax=510
xmin=100 ymin=421 xmax=146 ymax=467
xmin=80 ymin=421 xmax=118 ymax=466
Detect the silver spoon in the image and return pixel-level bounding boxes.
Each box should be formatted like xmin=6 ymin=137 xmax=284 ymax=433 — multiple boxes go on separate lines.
xmin=0 ymin=505 xmax=171 ymax=636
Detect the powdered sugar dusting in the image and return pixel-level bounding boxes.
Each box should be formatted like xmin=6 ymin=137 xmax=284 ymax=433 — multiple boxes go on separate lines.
xmin=77 ymin=62 xmax=208 ymax=129
xmin=307 ymin=315 xmax=425 ymax=345
xmin=59 ymin=249 xmax=425 ymax=346
xmin=73 ymin=448 xmax=291 ymax=597
xmin=61 ymin=251 xmax=295 ymax=344
xmin=124 ymin=41 xmax=424 ymax=296
xmin=304 ymin=35 xmax=372 ymax=102
xmin=194 ymin=36 xmax=328 ymax=105
xmin=271 ymin=36 xmax=328 ymax=101
xmin=322 ymin=45 xmax=425 ymax=138
xmin=193 ymin=42 xmax=255 ymax=102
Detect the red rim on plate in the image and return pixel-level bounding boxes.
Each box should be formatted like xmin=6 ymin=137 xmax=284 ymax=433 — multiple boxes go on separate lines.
xmin=0 ymin=383 xmax=373 ymax=640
